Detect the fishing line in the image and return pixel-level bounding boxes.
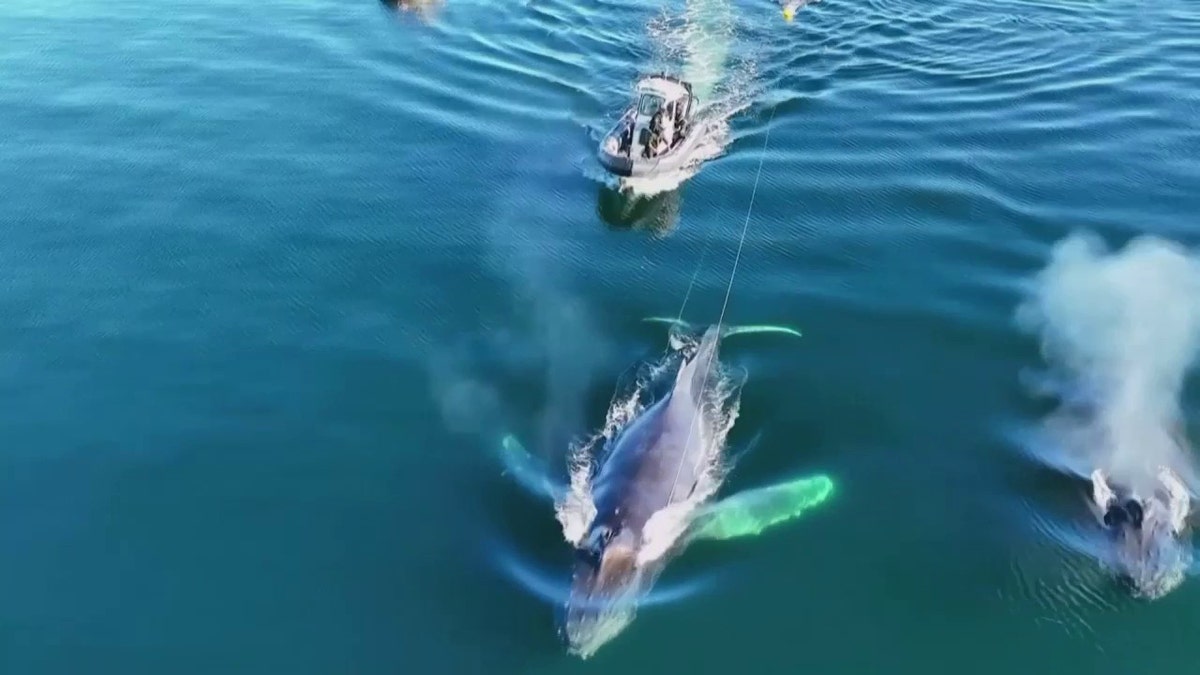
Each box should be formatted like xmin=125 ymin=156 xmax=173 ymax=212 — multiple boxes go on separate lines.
xmin=664 ymin=101 xmax=779 ymax=507
xmin=674 ymin=238 xmax=712 ymax=324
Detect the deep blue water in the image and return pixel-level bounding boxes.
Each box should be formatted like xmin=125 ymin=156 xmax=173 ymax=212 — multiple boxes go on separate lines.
xmin=2 ymin=0 xmax=1200 ymax=672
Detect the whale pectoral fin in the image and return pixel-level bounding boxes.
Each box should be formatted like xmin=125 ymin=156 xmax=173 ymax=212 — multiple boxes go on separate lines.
xmin=1089 ymin=471 xmax=1110 ymax=526
xmin=689 ymin=474 xmax=835 ymax=542
xmin=1091 ymin=468 xmax=1115 ymax=510
xmin=1158 ymin=466 xmax=1191 ymax=534
xmin=642 ymin=317 xmax=694 ymax=344
xmin=643 ymin=316 xmax=691 ymax=330
xmin=499 ymin=434 xmax=567 ymax=502
xmin=720 ymin=324 xmax=802 ymax=339
xmin=641 ymin=317 xmax=802 ymax=340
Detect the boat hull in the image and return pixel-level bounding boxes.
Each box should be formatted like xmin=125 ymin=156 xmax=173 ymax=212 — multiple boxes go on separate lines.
xmin=597 ymin=126 xmax=706 ymax=179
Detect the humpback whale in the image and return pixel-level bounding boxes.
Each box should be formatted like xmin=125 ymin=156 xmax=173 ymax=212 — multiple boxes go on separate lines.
xmin=494 ymin=323 xmax=833 ymax=658
xmin=560 ymin=325 xmax=727 ymax=656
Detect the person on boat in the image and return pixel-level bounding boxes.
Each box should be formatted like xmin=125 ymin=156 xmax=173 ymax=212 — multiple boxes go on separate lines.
xmin=660 ymin=102 xmax=676 ymax=149
xmin=646 ymin=110 xmax=664 ymax=157
xmin=618 ymin=120 xmax=634 ymax=156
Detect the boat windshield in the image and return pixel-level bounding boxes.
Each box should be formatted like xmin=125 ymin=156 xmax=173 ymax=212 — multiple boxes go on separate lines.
xmin=637 ymin=93 xmax=664 ymax=116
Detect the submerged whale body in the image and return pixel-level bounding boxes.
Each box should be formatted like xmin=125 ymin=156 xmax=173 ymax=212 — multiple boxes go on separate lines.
xmin=1091 ymin=467 xmax=1193 ymax=599
xmin=560 ymin=325 xmax=726 ymax=658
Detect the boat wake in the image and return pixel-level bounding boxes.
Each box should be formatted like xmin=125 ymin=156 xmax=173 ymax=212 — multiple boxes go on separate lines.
xmin=591 ymin=0 xmax=758 ymax=197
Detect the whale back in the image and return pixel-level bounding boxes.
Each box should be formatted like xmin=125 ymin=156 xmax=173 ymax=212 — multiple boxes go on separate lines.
xmin=589 ymin=327 xmax=721 ymax=536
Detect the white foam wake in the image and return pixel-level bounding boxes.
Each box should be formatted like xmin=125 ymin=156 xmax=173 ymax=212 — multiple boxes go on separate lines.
xmin=594 ymin=0 xmax=758 ymax=197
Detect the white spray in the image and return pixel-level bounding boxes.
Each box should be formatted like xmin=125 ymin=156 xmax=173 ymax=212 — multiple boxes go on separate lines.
xmin=427 ymin=155 xmax=613 ymax=481
xmin=1017 ymin=233 xmax=1200 ymax=597
xmin=1017 ymin=233 xmax=1200 ymax=496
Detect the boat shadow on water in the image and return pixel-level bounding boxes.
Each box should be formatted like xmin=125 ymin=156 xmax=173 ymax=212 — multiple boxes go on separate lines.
xmin=596 ymin=184 xmax=682 ymax=238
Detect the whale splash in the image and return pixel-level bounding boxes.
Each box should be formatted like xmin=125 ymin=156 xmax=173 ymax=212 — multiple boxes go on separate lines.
xmin=492 ymin=322 xmax=833 ymax=656
xmin=1017 ymin=232 xmax=1200 ymax=599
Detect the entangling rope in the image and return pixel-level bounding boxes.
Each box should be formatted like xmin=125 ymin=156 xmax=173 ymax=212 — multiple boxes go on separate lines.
xmin=664 ymin=101 xmax=779 ymax=506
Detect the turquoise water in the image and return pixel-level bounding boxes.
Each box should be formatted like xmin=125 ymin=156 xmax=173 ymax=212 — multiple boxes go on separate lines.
xmin=2 ymin=0 xmax=1200 ymax=671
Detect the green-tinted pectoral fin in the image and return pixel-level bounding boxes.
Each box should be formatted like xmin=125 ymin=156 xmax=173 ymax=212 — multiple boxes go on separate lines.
xmin=499 ymin=434 xmax=567 ymax=502
xmin=642 ymin=317 xmax=802 ymax=339
xmin=690 ymin=474 xmax=835 ymax=541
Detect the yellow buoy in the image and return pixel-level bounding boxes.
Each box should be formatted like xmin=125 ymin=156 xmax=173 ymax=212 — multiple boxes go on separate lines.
xmin=782 ymin=6 xmax=795 ymax=20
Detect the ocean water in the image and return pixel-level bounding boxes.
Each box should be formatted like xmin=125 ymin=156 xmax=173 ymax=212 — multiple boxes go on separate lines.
xmin=2 ymin=0 xmax=1199 ymax=672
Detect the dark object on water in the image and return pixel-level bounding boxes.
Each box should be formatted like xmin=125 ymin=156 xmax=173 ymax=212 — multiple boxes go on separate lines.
xmin=596 ymin=184 xmax=681 ymax=235
xmin=1104 ymin=498 xmax=1145 ymax=530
